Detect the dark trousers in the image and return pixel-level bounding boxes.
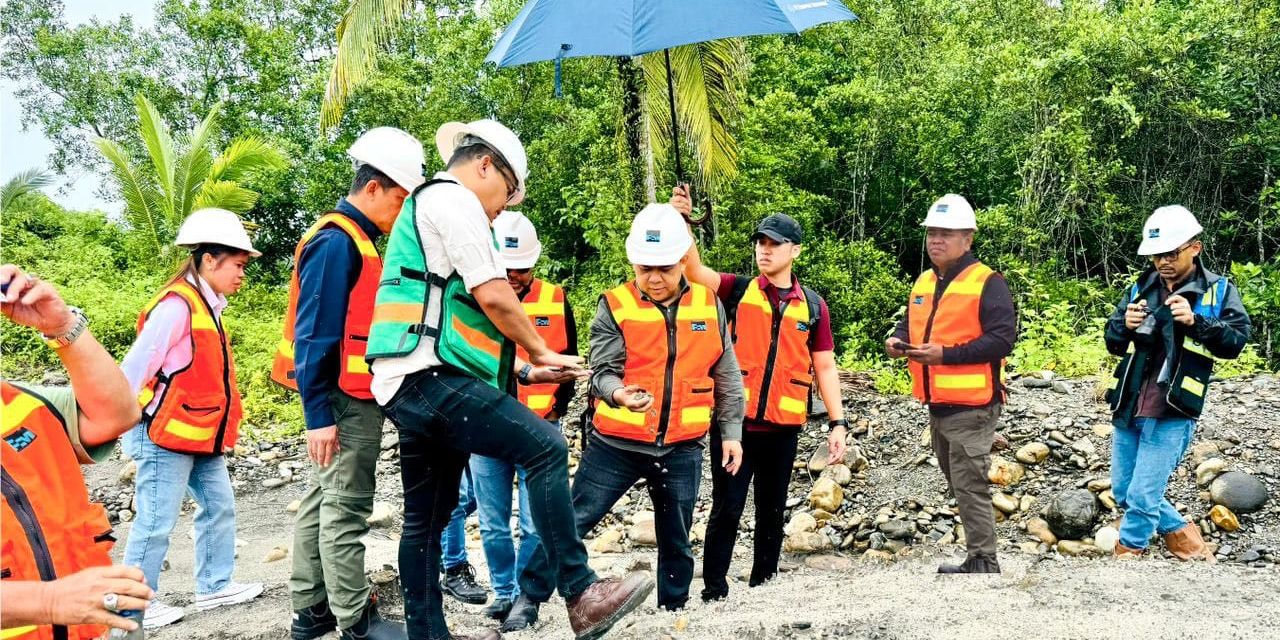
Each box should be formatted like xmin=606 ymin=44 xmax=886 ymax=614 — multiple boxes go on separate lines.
xmin=930 ymin=404 xmax=1001 ymax=558
xmin=521 ymin=434 xmax=702 ymax=609
xmin=702 ymin=428 xmax=799 ymax=599
xmin=382 ymin=370 xmax=596 ymax=640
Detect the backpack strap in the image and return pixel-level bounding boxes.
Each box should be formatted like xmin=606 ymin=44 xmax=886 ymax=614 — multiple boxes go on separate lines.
xmin=722 ymin=275 xmax=753 ymax=324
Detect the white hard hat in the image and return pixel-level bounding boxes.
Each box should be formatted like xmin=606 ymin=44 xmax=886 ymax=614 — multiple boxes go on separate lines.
xmin=493 ymin=210 xmax=542 ymax=270
xmin=435 ymin=119 xmax=528 ymax=205
xmin=175 ymin=208 xmax=261 ymax=256
xmin=348 ymin=127 xmax=426 ymax=192
xmin=921 ymin=194 xmax=977 ymax=230
xmin=625 ymin=203 xmax=691 ymax=266
xmin=1137 ymin=205 xmax=1203 ymax=256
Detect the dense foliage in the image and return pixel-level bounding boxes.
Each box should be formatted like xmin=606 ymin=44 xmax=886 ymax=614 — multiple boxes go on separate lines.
xmin=2 ymin=0 xmax=1276 ymax=433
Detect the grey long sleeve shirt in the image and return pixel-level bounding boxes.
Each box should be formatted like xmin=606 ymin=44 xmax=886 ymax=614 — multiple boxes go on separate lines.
xmin=589 ymin=281 xmax=744 ymax=457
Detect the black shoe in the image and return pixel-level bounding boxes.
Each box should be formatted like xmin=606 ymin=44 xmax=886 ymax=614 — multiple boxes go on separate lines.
xmin=700 ymin=587 xmax=728 ymax=603
xmin=483 ymin=597 xmax=515 ymax=620
xmin=499 ymin=594 xmax=539 ymax=632
xmin=441 ymin=563 xmax=489 ymax=605
xmin=937 ymin=554 xmax=1001 ymax=574
xmin=340 ymin=596 xmax=407 ymax=640
xmin=291 ymin=600 xmax=337 ymax=640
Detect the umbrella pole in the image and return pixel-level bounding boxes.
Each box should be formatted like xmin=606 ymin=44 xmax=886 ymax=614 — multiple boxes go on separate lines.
xmin=664 ymin=48 xmax=684 ymax=182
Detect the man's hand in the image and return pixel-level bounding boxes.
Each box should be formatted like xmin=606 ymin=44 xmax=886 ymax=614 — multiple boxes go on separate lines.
xmin=905 ymin=343 xmax=944 ymax=365
xmin=307 ymin=426 xmax=340 ymax=468
xmin=1 ymin=264 xmax=75 ymax=335
xmin=1124 ymin=300 xmax=1149 ymax=330
xmin=38 ymin=565 xmax=153 ymax=630
xmin=611 ymin=385 xmax=654 ymax=412
xmin=1167 ymin=295 xmax=1195 ymax=326
xmin=670 ymin=185 xmax=692 ymax=217
xmin=885 ymin=337 xmax=908 ymax=359
xmin=826 ymin=426 xmax=847 ymax=464
xmin=721 ymin=439 xmax=743 ymax=475
xmin=527 ymin=346 xmax=586 ymax=371
xmin=526 ymin=365 xmax=590 ymax=385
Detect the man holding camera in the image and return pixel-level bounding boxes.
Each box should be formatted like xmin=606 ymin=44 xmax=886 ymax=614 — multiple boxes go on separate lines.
xmin=1104 ymin=205 xmax=1251 ymax=560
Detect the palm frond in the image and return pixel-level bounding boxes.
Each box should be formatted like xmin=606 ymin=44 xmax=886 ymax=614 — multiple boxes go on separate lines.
xmin=172 ymin=103 xmax=223 ymax=224
xmin=208 ymin=137 xmax=287 ymax=184
xmin=193 ymin=180 xmax=260 ymax=215
xmin=95 ymin=137 xmax=166 ymax=256
xmin=642 ymin=40 xmax=746 ymax=194
xmin=135 ymin=94 xmax=176 ymax=203
xmin=320 ymin=0 xmax=416 ymax=131
xmin=0 ymin=168 xmax=54 ymax=212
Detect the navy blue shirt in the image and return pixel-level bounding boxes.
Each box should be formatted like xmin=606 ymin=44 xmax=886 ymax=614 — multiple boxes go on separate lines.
xmin=295 ymin=198 xmax=382 ymax=429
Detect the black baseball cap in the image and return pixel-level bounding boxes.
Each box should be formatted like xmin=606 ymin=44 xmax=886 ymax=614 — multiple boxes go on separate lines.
xmin=751 ymin=213 xmax=803 ymax=244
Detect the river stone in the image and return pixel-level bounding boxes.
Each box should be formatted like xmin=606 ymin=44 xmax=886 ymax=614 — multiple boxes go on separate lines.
xmin=992 ymin=492 xmax=1019 ymax=514
xmin=1094 ymin=526 xmax=1120 ymax=553
xmin=808 ymin=477 xmax=843 ymax=512
xmin=988 ymin=457 xmax=1026 ymax=486
xmin=1045 ymin=489 xmax=1098 ymax=540
xmin=118 ymin=460 xmax=138 ymax=485
xmin=1208 ymin=505 xmax=1240 ymax=532
xmin=785 ymin=512 xmax=818 ymax=535
xmin=1195 ymin=458 xmax=1229 ymax=487
xmin=878 ymin=519 xmax=915 ymax=540
xmin=825 ymin=463 xmax=853 ymax=486
xmin=1210 ymin=472 xmax=1269 ymax=513
xmin=1015 ymin=443 xmax=1050 ymax=465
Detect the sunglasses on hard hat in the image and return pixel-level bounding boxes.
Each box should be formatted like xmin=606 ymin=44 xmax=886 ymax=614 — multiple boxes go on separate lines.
xmin=460 ymin=136 xmax=519 ymax=203
xmin=1150 ymin=241 xmax=1196 ymax=264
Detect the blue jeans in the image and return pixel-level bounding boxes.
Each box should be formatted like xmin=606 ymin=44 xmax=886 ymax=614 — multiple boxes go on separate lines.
xmin=440 ymin=466 xmax=476 ymax=569
xmin=472 ymin=453 xmax=540 ymax=600
xmin=121 ymin=423 xmax=237 ymax=593
xmin=520 ymin=434 xmax=702 ymax=609
xmin=1111 ymin=417 xmax=1196 ymax=549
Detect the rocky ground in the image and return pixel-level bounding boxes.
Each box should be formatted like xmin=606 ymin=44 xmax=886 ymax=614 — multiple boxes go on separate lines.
xmin=85 ymin=372 xmax=1280 ymax=639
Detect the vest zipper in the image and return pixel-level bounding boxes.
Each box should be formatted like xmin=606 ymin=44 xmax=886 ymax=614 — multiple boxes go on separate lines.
xmin=754 ymin=308 xmax=785 ymax=420
xmin=2 ymin=468 xmax=69 ymax=640
xmin=920 ymin=280 xmax=946 ymax=405
xmin=655 ymin=304 xmax=679 ymax=446
xmin=201 ymin=293 xmax=233 ymax=455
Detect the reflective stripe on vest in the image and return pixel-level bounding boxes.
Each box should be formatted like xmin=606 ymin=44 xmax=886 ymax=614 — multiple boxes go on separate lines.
xmin=732 ymin=278 xmax=812 ymax=426
xmin=593 ymin=282 xmax=723 ymax=444
xmin=907 ymin=262 xmax=1002 ymax=406
xmin=516 ymin=279 xmax=570 ymax=418
xmin=1 ymin=382 xmax=114 ymax=640
xmin=272 ymin=212 xmax=382 ymax=399
xmin=137 ymin=281 xmax=243 ymax=454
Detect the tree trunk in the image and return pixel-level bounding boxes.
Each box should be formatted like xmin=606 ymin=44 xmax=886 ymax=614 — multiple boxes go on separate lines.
xmin=617 ymin=57 xmax=649 ymax=211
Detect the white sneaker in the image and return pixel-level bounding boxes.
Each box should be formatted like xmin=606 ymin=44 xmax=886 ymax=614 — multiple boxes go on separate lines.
xmin=142 ymin=600 xmax=185 ymax=629
xmin=194 ymin=582 xmax=264 ymax=611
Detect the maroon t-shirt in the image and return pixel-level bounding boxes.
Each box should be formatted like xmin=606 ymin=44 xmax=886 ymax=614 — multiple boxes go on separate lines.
xmin=718 ymin=273 xmax=834 ymax=433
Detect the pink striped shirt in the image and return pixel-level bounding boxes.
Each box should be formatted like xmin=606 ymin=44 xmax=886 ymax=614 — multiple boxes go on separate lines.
xmin=120 ymin=275 xmax=228 ymax=413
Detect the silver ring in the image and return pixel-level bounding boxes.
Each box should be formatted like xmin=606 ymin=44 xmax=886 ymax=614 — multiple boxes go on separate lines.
xmin=103 ymin=593 xmax=119 ymax=612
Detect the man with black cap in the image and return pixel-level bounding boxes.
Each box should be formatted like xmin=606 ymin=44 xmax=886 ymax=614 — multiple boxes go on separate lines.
xmin=679 ymin=191 xmax=847 ymax=601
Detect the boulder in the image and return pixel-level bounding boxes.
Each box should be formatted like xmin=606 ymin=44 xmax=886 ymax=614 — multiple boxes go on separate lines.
xmin=808 ymin=477 xmax=843 ymax=512
xmin=878 ymin=520 xmax=915 ymax=541
xmin=1195 ymin=458 xmax=1229 ymax=487
xmin=992 ymin=492 xmax=1019 ymax=514
xmin=1015 ymin=443 xmax=1050 ymax=465
xmin=1044 ymin=489 xmax=1098 ymax=540
xmin=783 ymin=532 xmax=830 ymax=554
xmin=1093 ymin=526 xmax=1120 ymax=553
xmin=785 ymin=512 xmax=818 ymax=536
xmin=825 ymin=463 xmax=853 ymax=486
xmin=1209 ymin=471 xmax=1269 ymax=513
xmin=988 ymin=457 xmax=1026 ymax=486
xmin=629 ymin=520 xmax=658 ymax=547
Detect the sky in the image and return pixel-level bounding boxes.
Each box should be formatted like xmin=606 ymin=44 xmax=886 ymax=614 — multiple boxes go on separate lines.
xmin=0 ymin=0 xmax=155 ymax=213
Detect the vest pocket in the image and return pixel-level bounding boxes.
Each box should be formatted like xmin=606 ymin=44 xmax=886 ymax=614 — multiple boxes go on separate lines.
xmin=679 ymin=376 xmax=715 ymax=428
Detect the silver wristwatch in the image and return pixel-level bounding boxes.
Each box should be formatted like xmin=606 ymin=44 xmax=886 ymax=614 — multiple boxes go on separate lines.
xmin=43 ymin=307 xmax=88 ymax=349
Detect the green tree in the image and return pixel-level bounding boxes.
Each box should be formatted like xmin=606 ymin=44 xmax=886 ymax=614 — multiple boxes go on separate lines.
xmin=0 ymin=168 xmax=53 ymax=212
xmin=95 ymin=94 xmax=287 ymax=263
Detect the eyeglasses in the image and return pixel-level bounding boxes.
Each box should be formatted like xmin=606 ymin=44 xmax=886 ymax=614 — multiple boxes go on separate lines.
xmin=1151 ymin=242 xmax=1195 ymax=263
xmin=493 ymin=158 xmax=519 ymax=203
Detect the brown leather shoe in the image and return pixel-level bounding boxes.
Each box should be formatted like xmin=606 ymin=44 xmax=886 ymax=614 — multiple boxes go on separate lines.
xmin=1113 ymin=542 xmax=1144 ymax=559
xmin=1163 ymin=523 xmax=1217 ymax=563
xmin=566 ymin=572 xmax=655 ymax=640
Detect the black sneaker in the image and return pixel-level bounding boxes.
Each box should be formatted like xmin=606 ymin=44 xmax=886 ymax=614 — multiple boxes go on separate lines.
xmin=291 ymin=600 xmax=337 ymax=640
xmin=937 ymin=554 xmax=1001 ymax=574
xmin=340 ymin=595 xmax=407 ymax=640
xmin=499 ymin=594 xmax=539 ymax=632
xmin=483 ymin=597 xmax=515 ymax=620
xmin=441 ymin=563 xmax=489 ymax=605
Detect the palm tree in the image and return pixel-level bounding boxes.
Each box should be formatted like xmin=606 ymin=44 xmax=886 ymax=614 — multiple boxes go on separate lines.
xmin=319 ymin=0 xmax=745 ymax=201
xmin=95 ymin=95 xmax=287 ymax=262
xmin=0 ymin=168 xmax=54 ymax=213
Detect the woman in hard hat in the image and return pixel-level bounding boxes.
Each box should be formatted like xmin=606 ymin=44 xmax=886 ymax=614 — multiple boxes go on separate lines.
xmin=117 ymin=208 xmax=265 ymax=629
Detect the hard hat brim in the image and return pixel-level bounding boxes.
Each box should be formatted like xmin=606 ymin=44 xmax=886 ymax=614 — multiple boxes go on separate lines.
xmin=625 ymin=237 xmax=691 ymax=267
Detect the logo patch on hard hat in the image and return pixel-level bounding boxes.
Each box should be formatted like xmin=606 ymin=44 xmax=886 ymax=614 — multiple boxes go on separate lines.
xmin=1148 ymin=228 xmax=1160 ymax=238
xmin=504 ymin=236 xmax=520 ymax=248
xmin=935 ymin=204 xmax=949 ymax=213
xmin=535 ymin=317 xmax=551 ymax=327
xmin=3 ymin=426 xmax=36 ymax=453
xmin=645 ymin=230 xmax=661 ymax=243
xmin=690 ymin=321 xmax=707 ymax=332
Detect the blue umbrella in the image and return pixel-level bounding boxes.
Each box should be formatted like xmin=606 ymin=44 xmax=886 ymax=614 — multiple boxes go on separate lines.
xmin=486 ymin=0 xmax=857 ymax=201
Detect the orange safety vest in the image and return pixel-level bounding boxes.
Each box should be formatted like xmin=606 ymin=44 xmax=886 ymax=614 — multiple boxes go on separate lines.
xmin=137 ymin=280 xmax=243 ymax=454
xmin=907 ymin=261 xmax=1004 ymax=406
xmin=272 ymin=212 xmax=381 ymax=399
xmin=732 ymin=278 xmax=813 ymax=426
xmin=515 ymin=279 xmax=570 ymax=418
xmin=2 ymin=382 xmax=114 ymax=640
xmin=592 ymin=282 xmax=723 ymax=445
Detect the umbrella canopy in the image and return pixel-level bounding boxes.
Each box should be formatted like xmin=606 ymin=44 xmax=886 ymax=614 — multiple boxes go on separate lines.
xmin=486 ymin=0 xmax=856 ymax=66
